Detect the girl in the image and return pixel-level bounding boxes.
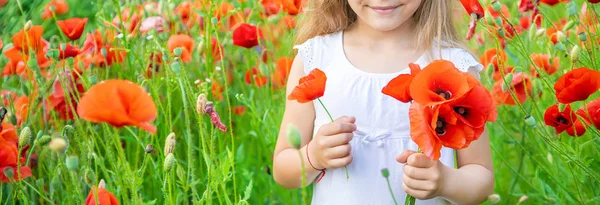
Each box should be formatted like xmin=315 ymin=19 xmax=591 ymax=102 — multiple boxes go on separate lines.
xmin=273 ymin=1 xmax=494 ymax=204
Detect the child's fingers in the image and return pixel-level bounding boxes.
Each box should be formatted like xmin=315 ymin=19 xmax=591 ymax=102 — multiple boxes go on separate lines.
xmin=396 ymin=150 xmax=417 ymax=163
xmin=319 ymin=121 xmax=356 ymax=136
xmin=322 ymin=132 xmax=353 ymax=147
xmin=327 ymin=155 xmax=353 ymax=168
xmin=403 ymin=165 xmax=434 ymax=180
xmin=407 ymin=153 xmax=436 ymax=168
xmin=403 ymin=174 xmax=437 ymax=192
xmin=402 ymin=182 xmax=433 ymax=200
xmin=324 ymin=144 xmax=351 ymax=159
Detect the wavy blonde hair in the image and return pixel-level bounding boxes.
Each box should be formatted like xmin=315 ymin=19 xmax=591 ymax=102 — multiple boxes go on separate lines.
xmin=294 ymin=0 xmax=469 ymax=56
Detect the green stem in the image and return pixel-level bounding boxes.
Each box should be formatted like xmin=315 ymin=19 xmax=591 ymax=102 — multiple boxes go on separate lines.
xmin=298 ymin=150 xmax=307 ymax=205
xmin=317 ymin=98 xmax=350 ymax=179
xmin=385 ymin=177 xmax=398 ymax=205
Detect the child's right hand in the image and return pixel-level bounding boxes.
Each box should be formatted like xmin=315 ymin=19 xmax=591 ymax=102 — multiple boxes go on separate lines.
xmin=308 ymin=116 xmax=357 ymax=169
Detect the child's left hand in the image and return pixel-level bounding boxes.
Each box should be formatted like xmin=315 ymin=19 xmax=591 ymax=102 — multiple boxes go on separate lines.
xmin=396 ymin=150 xmax=447 ymax=200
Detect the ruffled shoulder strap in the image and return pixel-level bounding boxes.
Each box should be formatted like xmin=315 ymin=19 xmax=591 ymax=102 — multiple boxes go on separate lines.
xmin=450 ymin=48 xmax=484 ymax=73
xmin=293 ymin=35 xmax=324 ymax=74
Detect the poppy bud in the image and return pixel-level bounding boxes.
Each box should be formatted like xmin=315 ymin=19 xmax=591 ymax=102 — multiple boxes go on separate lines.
xmin=524 ymin=115 xmax=536 ymax=127
xmin=487 ymin=194 xmax=501 ymax=204
xmin=196 ymin=94 xmax=208 ymax=115
xmin=170 ymin=62 xmax=181 ymax=74
xmin=197 ymin=40 xmax=205 ymax=55
xmin=162 ymin=53 xmax=169 ymax=62
xmin=491 ymin=1 xmax=502 ymax=12
xmin=37 ymin=135 xmax=52 ymax=146
xmin=88 ymin=75 xmax=97 ymax=85
xmin=494 ymin=17 xmax=503 ymax=27
xmin=556 ymin=31 xmax=566 ymax=42
xmin=164 ymin=132 xmax=176 ymax=156
xmin=63 ymin=125 xmax=75 ymax=138
xmin=501 ymin=73 xmax=513 ymax=92
xmin=173 ymin=47 xmax=183 ymax=57
xmin=563 ymin=20 xmax=576 ymax=32
xmin=60 ymin=43 xmax=66 ymax=50
xmin=49 ymin=138 xmax=67 ymax=153
xmin=555 ymin=42 xmax=566 ymax=51
xmin=176 ymin=165 xmax=185 ymax=181
xmin=567 ymin=1 xmax=577 ymax=16
xmin=570 ymin=45 xmax=580 ymax=62
xmin=547 ymin=153 xmax=553 ymax=164
xmin=3 ymin=167 xmax=14 ymax=179
xmin=164 ymin=153 xmax=176 ymax=172
xmin=286 ymin=124 xmax=302 ymax=149
xmin=36 ymin=130 xmax=43 ymax=139
xmin=497 ymin=29 xmax=505 ymax=38
xmin=84 ymin=169 xmax=96 ymax=185
xmin=65 ymin=155 xmax=79 ymax=171
xmin=578 ymin=32 xmax=587 ymax=42
xmin=24 ymin=20 xmax=32 ymax=31
xmin=100 ymin=47 xmax=107 ymax=57
xmin=210 ymin=17 xmax=218 ymax=25
xmin=485 ymin=11 xmax=494 ymax=25
xmin=98 ymin=179 xmax=106 ymax=189
xmin=535 ymin=28 xmax=546 ymax=38
xmin=19 ymin=127 xmax=32 ymax=148
xmin=381 ymin=168 xmax=390 ymax=178
xmin=519 ymin=195 xmax=528 ymax=203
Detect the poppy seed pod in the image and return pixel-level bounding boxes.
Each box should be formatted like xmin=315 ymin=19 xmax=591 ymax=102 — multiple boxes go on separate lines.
xmin=485 ymin=11 xmax=494 ymax=25
xmin=196 ymin=94 xmax=207 ymax=115
xmin=570 ymin=45 xmax=581 ymax=62
xmin=286 ymin=124 xmax=302 ymax=149
xmin=19 ymin=127 xmax=32 ymax=147
xmin=381 ymin=168 xmax=390 ymax=178
xmin=65 ymin=155 xmax=79 ymax=171
xmin=164 ymin=153 xmax=176 ymax=172
xmin=173 ymin=47 xmax=183 ymax=57
xmin=170 ymin=61 xmax=181 ymax=73
xmin=524 ymin=115 xmax=537 ymax=127
xmin=164 ymin=132 xmax=176 ymax=156
xmin=48 ymin=138 xmax=67 ymax=153
xmin=578 ymin=32 xmax=588 ymax=42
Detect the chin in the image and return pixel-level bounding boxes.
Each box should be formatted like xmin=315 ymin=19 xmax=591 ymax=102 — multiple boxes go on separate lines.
xmin=364 ymin=20 xmax=408 ymax=31
xmin=347 ymin=0 xmax=422 ymax=31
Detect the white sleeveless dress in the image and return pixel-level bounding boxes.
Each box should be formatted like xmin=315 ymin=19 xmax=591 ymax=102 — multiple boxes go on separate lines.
xmin=293 ymin=31 xmax=484 ymax=205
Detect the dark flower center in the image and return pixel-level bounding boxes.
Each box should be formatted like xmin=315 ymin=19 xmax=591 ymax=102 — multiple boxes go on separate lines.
xmin=557 ymin=116 xmax=569 ymax=124
xmin=436 ymin=89 xmax=452 ymax=100
xmin=454 ymin=106 xmax=468 ymax=116
xmin=435 ymin=119 xmax=446 ymax=135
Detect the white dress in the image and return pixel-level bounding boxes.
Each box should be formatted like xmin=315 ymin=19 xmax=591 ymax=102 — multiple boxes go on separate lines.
xmin=293 ymin=31 xmax=484 ymax=205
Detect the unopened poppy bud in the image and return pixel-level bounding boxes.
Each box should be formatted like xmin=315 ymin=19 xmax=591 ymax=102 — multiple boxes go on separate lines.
xmin=197 ymin=40 xmax=205 ymax=55
xmin=170 ymin=62 xmax=181 ymax=73
xmin=485 ymin=11 xmax=494 ymax=25
xmin=210 ymin=17 xmax=218 ymax=25
xmin=63 ymin=125 xmax=75 ymax=138
xmin=487 ymin=194 xmax=501 ymax=204
xmin=494 ymin=17 xmax=503 ymax=27
xmin=196 ymin=94 xmax=207 ymax=115
xmin=100 ymin=47 xmax=107 ymax=57
xmin=381 ymin=168 xmax=390 ymax=178
xmin=36 ymin=130 xmax=43 ymax=139
xmin=49 ymin=138 xmax=67 ymax=153
xmin=563 ymin=20 xmax=576 ymax=32
xmin=84 ymin=169 xmax=96 ymax=185
xmin=528 ymin=27 xmax=536 ymax=40
xmin=555 ymin=42 xmax=566 ymax=51
xmin=164 ymin=153 xmax=176 ymax=172
xmin=164 ymin=132 xmax=176 ymax=156
xmin=65 ymin=155 xmax=79 ymax=171
xmin=501 ymin=73 xmax=513 ymax=92
xmin=176 ymin=165 xmax=185 ymax=181
xmin=556 ymin=31 xmax=566 ymax=42
xmin=578 ymin=32 xmax=588 ymax=42
xmin=547 ymin=153 xmax=553 ymax=164
xmin=570 ymin=45 xmax=581 ymax=62
xmin=567 ymin=1 xmax=577 ymax=16
xmin=98 ymin=179 xmax=106 ymax=189
xmin=19 ymin=127 xmax=32 ymax=147
xmin=37 ymin=135 xmax=52 ymax=145
xmin=3 ymin=167 xmax=14 ymax=179
xmin=145 ymin=144 xmax=155 ymax=154
xmin=24 ymin=20 xmax=32 ymax=31
xmin=535 ymin=28 xmax=546 ymax=38
xmin=286 ymin=124 xmax=302 ymax=149
xmin=518 ymin=195 xmax=528 ymax=203
xmin=173 ymin=47 xmax=183 ymax=57
xmin=497 ymin=29 xmax=505 ymax=37
xmin=524 ymin=115 xmax=536 ymax=127
xmin=491 ymin=1 xmax=502 ymax=13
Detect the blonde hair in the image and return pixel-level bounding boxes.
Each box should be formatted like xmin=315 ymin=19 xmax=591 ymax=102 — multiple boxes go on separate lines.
xmin=294 ymin=0 xmax=470 ymax=57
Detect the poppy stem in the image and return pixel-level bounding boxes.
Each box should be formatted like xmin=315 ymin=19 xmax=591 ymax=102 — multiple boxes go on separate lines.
xmin=404 ymin=148 xmax=421 ymax=205
xmin=317 ymin=98 xmax=350 ymax=179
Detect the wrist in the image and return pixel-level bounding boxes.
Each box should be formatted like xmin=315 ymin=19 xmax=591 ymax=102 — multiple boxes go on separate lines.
xmin=439 ymin=164 xmax=456 ymax=199
xmin=307 ymin=140 xmax=325 ymax=170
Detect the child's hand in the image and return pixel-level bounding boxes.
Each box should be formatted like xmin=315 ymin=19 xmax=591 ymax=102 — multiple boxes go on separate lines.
xmin=396 ymin=150 xmax=447 ymax=200
xmin=308 ymin=116 xmax=357 ymax=169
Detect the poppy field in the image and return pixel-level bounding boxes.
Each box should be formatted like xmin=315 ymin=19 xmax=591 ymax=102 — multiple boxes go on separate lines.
xmin=0 ymin=0 xmax=600 ymax=204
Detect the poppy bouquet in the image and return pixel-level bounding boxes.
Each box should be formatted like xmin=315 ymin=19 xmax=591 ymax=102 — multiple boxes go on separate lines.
xmin=382 ymin=60 xmax=497 ymax=204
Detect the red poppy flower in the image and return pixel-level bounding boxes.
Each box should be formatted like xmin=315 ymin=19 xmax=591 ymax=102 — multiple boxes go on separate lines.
xmin=486 ymin=3 xmax=510 ymax=18
xmin=14 ymin=96 xmax=29 ymax=126
xmin=449 ymin=83 xmax=497 ymax=129
xmin=520 ymin=16 xmax=532 ymax=30
xmin=167 ymin=34 xmax=194 ymax=63
xmin=382 ymin=63 xmax=421 ymax=103
xmin=530 ymin=54 xmax=559 ymax=76
xmin=41 ymin=0 xmax=69 ymax=20
xmin=554 ymin=67 xmax=600 ymax=104
xmin=590 ymin=0 xmax=600 ymax=3
xmin=409 ymin=60 xmax=471 ymax=106
xmin=244 ymin=68 xmax=268 ymax=87
xmin=262 ymin=0 xmax=280 ymax=16
xmin=545 ymin=27 xmax=560 ymax=44
xmin=0 ymin=141 xmax=32 ymax=182
xmin=0 ymin=0 xmax=6 ymax=8
xmin=576 ymin=98 xmax=600 ymax=129
xmin=85 ymin=187 xmax=119 ymax=205
xmin=540 ymin=0 xmax=570 ymax=5
xmin=207 ymin=38 xmax=224 ymax=62
xmin=232 ymin=23 xmax=263 ymax=49
xmin=77 ymin=80 xmax=158 ymax=134
xmin=459 ymin=0 xmax=484 ymax=40
xmin=46 ymin=70 xmax=85 ymax=120
xmin=288 ymin=68 xmax=326 ymax=103
xmin=233 ymin=106 xmax=246 ymax=115
xmin=519 ymin=0 xmax=535 ymax=12
xmin=145 ymin=52 xmax=164 ymax=78
xmin=139 ymin=16 xmax=166 ymax=34
xmin=211 ymin=80 xmax=224 ymax=101
xmin=544 ymin=104 xmax=585 ymax=136
xmin=271 ymin=57 xmax=293 ymax=88
xmin=480 ymin=48 xmax=509 ymax=80
xmin=1 ymin=123 xmax=18 ymax=146
xmin=57 ymin=18 xmax=88 ymax=40
xmin=59 ymin=43 xmax=81 ymax=59
xmin=492 ymin=73 xmax=532 ymax=105
xmin=0 ymin=38 xmax=2 ymax=51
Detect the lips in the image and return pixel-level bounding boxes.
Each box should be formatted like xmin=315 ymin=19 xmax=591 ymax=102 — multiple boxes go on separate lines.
xmin=369 ymin=5 xmax=400 ymax=15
